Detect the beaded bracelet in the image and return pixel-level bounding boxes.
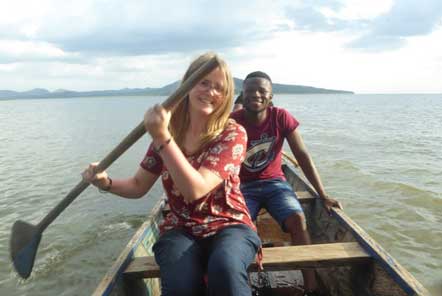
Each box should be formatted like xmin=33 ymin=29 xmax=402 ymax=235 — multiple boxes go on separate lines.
xmin=153 ymin=138 xmax=172 ymax=153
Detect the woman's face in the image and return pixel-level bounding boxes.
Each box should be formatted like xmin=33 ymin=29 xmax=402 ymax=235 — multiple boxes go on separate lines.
xmin=188 ymin=67 xmax=226 ymax=117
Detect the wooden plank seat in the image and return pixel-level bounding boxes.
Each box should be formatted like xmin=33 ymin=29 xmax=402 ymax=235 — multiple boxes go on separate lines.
xmin=123 ymin=242 xmax=371 ymax=279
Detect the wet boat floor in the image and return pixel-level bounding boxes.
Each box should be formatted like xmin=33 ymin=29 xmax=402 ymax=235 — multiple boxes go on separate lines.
xmin=250 ymin=270 xmax=308 ymax=296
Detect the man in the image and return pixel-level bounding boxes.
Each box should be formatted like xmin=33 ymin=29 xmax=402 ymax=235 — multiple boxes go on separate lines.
xmin=231 ymin=71 xmax=342 ymax=296
xmin=233 ymin=90 xmax=273 ymax=112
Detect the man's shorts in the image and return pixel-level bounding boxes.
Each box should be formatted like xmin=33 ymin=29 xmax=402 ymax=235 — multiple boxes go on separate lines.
xmin=240 ymin=178 xmax=304 ymax=231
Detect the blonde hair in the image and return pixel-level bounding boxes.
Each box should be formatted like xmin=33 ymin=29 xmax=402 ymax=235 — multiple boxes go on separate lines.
xmin=169 ymin=52 xmax=234 ymax=152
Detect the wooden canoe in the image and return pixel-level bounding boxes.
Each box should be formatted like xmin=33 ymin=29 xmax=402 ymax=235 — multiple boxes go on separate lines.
xmin=93 ymin=161 xmax=430 ymax=296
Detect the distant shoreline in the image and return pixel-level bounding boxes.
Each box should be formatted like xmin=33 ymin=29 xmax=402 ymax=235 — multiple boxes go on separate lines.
xmin=3 ymin=93 xmax=442 ymax=102
xmin=0 ymin=78 xmax=354 ymax=100
xmin=0 ymin=92 xmax=358 ymax=102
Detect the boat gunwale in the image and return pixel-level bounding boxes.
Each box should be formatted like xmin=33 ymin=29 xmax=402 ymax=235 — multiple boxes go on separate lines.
xmin=283 ymin=164 xmax=430 ymax=296
xmin=330 ymin=208 xmax=429 ymax=296
xmin=92 ymin=197 xmax=165 ymax=296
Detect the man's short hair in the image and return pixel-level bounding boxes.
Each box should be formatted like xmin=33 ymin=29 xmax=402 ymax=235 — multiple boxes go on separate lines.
xmin=244 ymin=71 xmax=272 ymax=84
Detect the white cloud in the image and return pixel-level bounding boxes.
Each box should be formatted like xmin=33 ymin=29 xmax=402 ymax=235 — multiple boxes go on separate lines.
xmin=0 ymin=0 xmax=441 ymax=93
xmin=0 ymin=40 xmax=74 ymax=63
xmin=348 ymin=0 xmax=442 ymax=50
xmin=228 ymin=25 xmax=442 ymax=94
xmin=336 ymin=0 xmax=393 ymax=20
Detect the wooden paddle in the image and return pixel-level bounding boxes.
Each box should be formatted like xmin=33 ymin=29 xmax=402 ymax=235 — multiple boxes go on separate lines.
xmin=10 ymin=56 xmax=220 ymax=279
xmin=282 ymin=151 xmax=299 ymax=167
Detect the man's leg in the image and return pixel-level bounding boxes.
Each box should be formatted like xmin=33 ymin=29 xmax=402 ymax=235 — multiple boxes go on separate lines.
xmin=284 ymin=212 xmax=317 ymax=292
xmin=240 ymin=180 xmax=265 ymax=221
xmin=263 ymin=180 xmax=318 ymax=293
xmin=153 ymin=229 xmax=205 ymax=296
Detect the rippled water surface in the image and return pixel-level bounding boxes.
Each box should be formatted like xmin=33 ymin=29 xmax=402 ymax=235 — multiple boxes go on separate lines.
xmin=1 ymin=94 xmax=441 ymax=295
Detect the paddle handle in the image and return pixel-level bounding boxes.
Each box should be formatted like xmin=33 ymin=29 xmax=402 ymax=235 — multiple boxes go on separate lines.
xmin=37 ymin=56 xmax=220 ymax=231
xmin=282 ymin=151 xmax=299 ymax=167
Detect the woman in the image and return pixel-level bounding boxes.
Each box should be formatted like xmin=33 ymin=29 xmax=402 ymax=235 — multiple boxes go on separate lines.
xmin=82 ymin=52 xmax=261 ymax=296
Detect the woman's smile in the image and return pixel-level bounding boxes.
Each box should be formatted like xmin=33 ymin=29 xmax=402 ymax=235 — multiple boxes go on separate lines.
xmin=198 ymin=96 xmax=214 ymax=106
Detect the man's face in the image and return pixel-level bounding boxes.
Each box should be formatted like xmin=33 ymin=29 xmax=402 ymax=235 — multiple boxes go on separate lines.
xmin=242 ymin=77 xmax=273 ymax=114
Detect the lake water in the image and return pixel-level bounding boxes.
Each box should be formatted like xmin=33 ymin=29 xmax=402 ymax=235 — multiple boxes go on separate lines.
xmin=1 ymin=94 xmax=441 ymax=295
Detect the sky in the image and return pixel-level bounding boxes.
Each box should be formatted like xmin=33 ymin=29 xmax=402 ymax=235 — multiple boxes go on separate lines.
xmin=0 ymin=0 xmax=441 ymax=94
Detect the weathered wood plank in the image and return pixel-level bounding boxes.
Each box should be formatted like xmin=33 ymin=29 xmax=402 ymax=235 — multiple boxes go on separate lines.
xmin=295 ymin=191 xmax=316 ymax=203
xmin=251 ymin=242 xmax=370 ymax=272
xmin=125 ymin=256 xmax=160 ymax=278
xmin=124 ymin=242 xmax=370 ymax=279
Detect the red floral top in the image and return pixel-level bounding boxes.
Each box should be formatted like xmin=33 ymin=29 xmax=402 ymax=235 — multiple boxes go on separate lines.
xmin=140 ymin=121 xmax=256 ymax=238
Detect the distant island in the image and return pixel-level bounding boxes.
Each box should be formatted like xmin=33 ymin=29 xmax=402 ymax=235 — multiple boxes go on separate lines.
xmin=0 ymin=78 xmax=353 ymax=100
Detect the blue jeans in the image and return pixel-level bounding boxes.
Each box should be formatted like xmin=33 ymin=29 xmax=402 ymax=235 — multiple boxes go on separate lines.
xmin=241 ymin=178 xmax=304 ymax=231
xmin=153 ymin=224 xmax=261 ymax=296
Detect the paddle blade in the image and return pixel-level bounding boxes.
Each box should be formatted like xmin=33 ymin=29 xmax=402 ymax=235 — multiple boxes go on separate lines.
xmin=10 ymin=220 xmax=42 ymax=279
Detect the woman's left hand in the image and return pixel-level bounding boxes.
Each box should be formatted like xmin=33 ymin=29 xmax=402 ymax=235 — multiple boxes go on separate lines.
xmin=144 ymin=104 xmax=172 ymax=141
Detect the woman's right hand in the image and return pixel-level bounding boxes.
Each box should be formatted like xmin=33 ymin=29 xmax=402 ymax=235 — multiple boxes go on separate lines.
xmin=144 ymin=104 xmax=171 ymax=141
xmin=81 ymin=162 xmax=111 ymax=190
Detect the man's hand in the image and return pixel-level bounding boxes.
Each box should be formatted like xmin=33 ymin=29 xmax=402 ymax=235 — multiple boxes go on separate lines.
xmin=321 ymin=195 xmax=343 ymax=213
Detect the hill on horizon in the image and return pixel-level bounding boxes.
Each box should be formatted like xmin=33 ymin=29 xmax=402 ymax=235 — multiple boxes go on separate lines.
xmin=0 ymin=78 xmax=353 ymax=100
